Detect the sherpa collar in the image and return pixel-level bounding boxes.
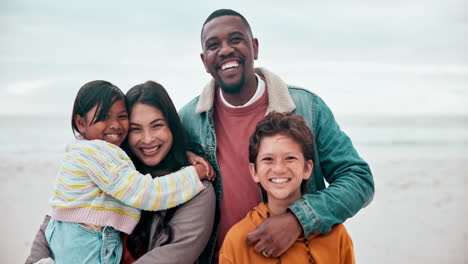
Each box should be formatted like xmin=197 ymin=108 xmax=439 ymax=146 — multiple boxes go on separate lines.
xmin=195 ymin=67 xmax=296 ymax=115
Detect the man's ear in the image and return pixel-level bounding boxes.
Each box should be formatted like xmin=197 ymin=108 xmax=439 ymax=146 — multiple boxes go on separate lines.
xmin=252 ymin=38 xmax=259 ymax=60
xmin=200 ymin=53 xmax=209 ymax=73
xmin=74 ymin=115 xmax=86 ymax=135
xmin=303 ymin=160 xmax=313 ymax=180
xmin=249 ymin=163 xmax=260 ymax=183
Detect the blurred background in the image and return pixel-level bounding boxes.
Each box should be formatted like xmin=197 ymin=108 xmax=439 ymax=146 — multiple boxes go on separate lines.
xmin=1 ymin=0 xmax=467 ymax=263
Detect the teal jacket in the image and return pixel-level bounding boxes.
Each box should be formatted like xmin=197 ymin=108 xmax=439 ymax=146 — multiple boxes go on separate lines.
xmin=179 ymin=68 xmax=374 ymax=263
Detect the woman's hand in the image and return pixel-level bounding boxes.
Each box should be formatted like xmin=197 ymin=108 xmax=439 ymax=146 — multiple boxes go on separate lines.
xmin=187 ymin=151 xmax=215 ymax=181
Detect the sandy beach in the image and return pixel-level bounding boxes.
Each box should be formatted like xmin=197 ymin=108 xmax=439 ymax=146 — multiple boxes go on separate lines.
xmin=2 ymin=117 xmax=467 ymax=263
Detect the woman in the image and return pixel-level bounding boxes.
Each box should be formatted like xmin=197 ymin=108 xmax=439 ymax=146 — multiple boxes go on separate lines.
xmin=26 ymin=81 xmax=216 ymax=264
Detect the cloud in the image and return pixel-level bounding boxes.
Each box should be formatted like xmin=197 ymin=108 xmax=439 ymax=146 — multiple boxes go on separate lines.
xmin=4 ymin=79 xmax=58 ymax=96
xmin=0 ymin=0 xmax=467 ymax=116
xmin=266 ymin=60 xmax=468 ymax=75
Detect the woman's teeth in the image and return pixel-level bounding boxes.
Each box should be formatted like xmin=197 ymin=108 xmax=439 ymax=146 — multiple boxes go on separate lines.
xmin=142 ymin=146 xmax=160 ymax=154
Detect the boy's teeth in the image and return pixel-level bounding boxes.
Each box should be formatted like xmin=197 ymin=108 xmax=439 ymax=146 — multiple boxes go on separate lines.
xmin=142 ymin=146 xmax=159 ymax=153
xmin=106 ymin=134 xmax=119 ymax=139
xmin=221 ymin=61 xmax=239 ymax=70
xmin=271 ymin=178 xmax=289 ymax=183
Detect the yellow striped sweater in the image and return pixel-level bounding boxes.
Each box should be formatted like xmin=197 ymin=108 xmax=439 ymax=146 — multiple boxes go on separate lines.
xmin=49 ymin=139 xmax=204 ymax=234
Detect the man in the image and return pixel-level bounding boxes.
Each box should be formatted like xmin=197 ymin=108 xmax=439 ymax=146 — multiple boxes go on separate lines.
xmin=178 ymin=9 xmax=374 ymax=264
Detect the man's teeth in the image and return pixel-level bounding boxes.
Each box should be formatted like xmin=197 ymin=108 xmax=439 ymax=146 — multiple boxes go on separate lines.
xmin=105 ymin=134 xmax=119 ymax=139
xmin=270 ymin=178 xmax=289 ymax=183
xmin=142 ymin=146 xmax=160 ymax=154
xmin=221 ymin=61 xmax=239 ymax=70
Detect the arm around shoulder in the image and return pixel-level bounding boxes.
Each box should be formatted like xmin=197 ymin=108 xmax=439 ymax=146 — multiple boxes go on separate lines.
xmin=290 ymin=96 xmax=374 ymax=235
xmin=68 ymin=140 xmax=205 ymax=211
xmin=134 ymin=181 xmax=216 ymax=264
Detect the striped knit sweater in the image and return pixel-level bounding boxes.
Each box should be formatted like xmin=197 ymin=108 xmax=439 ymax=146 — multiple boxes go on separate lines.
xmin=49 ymin=139 xmax=205 ymax=234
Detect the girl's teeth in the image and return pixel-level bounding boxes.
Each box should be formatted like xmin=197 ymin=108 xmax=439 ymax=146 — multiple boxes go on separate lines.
xmin=106 ymin=134 xmax=119 ymax=139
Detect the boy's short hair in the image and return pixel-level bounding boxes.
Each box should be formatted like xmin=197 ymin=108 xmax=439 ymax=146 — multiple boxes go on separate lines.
xmin=249 ymin=111 xmax=315 ymax=164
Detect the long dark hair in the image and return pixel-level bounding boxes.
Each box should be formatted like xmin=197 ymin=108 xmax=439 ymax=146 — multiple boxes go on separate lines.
xmin=122 ymin=81 xmax=190 ymax=258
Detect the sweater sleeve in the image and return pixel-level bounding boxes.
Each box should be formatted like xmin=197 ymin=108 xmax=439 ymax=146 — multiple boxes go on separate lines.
xmin=289 ymin=96 xmax=374 ymax=236
xmin=64 ymin=140 xmax=205 ymax=211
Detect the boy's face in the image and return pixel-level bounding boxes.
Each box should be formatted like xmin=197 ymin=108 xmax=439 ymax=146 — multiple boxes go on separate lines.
xmin=249 ymin=134 xmax=313 ymax=204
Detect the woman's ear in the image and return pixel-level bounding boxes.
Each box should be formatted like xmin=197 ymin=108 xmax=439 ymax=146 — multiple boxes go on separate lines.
xmin=74 ymin=115 xmax=86 ymax=135
xmin=249 ymin=163 xmax=260 ymax=183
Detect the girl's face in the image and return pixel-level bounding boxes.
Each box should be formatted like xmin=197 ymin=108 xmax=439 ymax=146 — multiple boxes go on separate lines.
xmin=74 ymin=99 xmax=129 ymax=146
xmin=128 ymin=103 xmax=174 ymax=167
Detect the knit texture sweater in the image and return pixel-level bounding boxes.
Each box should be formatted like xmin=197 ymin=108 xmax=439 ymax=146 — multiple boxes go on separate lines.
xmin=219 ymin=203 xmax=355 ymax=264
xmin=49 ymin=139 xmax=204 ymax=234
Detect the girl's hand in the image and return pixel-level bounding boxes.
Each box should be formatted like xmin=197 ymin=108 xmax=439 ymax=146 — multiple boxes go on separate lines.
xmin=187 ymin=151 xmax=215 ymax=181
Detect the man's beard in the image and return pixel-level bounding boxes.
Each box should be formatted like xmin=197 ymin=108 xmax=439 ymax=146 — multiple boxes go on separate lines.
xmin=218 ymin=73 xmax=246 ymax=94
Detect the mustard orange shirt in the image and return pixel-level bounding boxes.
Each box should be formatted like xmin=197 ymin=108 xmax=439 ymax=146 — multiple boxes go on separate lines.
xmin=220 ymin=203 xmax=355 ymax=264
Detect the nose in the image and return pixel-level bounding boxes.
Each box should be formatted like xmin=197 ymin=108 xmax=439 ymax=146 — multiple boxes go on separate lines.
xmin=218 ymin=42 xmax=234 ymax=57
xmin=271 ymin=160 xmax=287 ymax=174
xmin=141 ymin=129 xmax=154 ymax=144
xmin=108 ymin=116 xmax=122 ymax=130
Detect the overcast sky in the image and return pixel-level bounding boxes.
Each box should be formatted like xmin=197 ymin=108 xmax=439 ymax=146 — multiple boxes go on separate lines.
xmin=1 ymin=0 xmax=467 ymax=116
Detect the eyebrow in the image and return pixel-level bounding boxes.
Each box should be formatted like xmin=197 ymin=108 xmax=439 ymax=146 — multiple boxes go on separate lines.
xmin=129 ymin=118 xmax=165 ymax=127
xmin=108 ymin=109 xmax=127 ymax=114
xmin=230 ymin=31 xmax=245 ymax=37
xmin=204 ymin=31 xmax=246 ymax=44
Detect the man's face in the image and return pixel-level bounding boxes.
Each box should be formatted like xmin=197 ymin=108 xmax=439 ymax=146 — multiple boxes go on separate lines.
xmin=200 ymin=15 xmax=258 ymax=94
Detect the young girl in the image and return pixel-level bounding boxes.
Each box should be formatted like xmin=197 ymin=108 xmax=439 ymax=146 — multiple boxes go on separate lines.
xmin=45 ymin=80 xmax=209 ymax=264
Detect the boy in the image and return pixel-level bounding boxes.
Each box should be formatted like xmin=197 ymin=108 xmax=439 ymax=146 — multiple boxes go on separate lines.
xmin=219 ymin=112 xmax=355 ymax=263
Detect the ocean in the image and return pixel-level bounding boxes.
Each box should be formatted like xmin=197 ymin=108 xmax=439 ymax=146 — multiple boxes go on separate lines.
xmin=1 ymin=114 xmax=467 ymax=158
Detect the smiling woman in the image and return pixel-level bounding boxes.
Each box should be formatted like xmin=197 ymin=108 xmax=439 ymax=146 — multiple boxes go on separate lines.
xmin=128 ymin=103 xmax=174 ymax=168
xmin=120 ymin=80 xmax=216 ymax=263
xmin=25 ymin=80 xmax=215 ymax=264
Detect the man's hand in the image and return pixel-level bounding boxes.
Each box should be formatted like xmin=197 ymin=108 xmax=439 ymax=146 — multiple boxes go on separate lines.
xmin=246 ymin=211 xmax=302 ymax=258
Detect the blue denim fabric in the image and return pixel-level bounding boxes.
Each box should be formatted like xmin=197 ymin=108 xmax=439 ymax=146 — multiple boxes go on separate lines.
xmin=45 ymin=219 xmax=122 ymax=264
xmin=178 ymin=69 xmax=374 ymax=263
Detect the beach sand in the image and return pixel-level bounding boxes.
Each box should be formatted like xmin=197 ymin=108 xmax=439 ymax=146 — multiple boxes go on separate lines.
xmin=2 ymin=146 xmax=467 ymax=263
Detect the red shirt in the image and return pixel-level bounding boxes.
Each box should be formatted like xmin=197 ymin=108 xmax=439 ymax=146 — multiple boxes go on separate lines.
xmin=213 ymin=87 xmax=268 ymax=262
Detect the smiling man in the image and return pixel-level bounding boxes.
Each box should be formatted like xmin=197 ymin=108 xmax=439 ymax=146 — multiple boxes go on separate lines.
xmin=178 ymin=9 xmax=374 ymax=263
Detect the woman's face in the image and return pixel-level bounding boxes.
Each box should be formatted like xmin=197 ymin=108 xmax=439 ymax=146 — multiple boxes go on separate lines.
xmin=128 ymin=103 xmax=173 ymax=167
